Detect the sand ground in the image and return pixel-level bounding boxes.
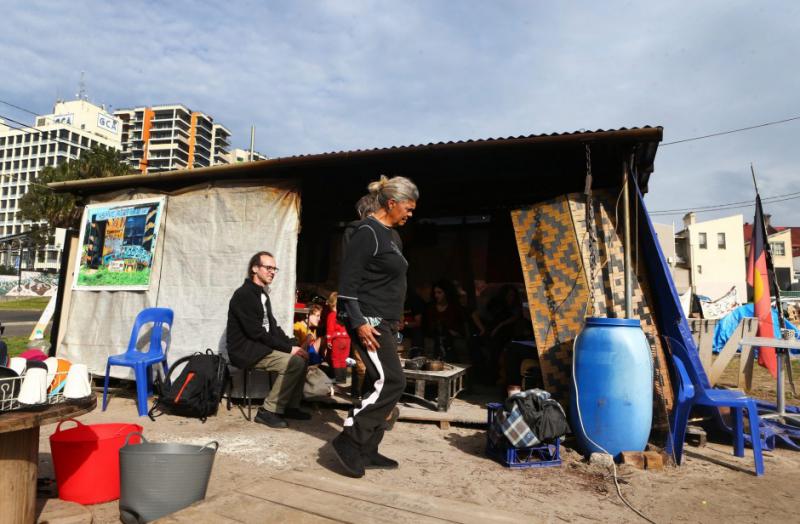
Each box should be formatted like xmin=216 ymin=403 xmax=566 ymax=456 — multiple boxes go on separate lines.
xmin=36 ymin=361 xmax=799 ymax=524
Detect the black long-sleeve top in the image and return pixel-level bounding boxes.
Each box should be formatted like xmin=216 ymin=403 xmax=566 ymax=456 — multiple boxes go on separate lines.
xmin=338 ymin=217 xmax=408 ymax=329
xmin=226 ymin=279 xmax=294 ymax=368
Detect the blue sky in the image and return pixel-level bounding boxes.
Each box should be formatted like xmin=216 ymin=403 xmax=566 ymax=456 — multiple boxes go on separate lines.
xmin=2 ymin=1 xmax=799 ymax=226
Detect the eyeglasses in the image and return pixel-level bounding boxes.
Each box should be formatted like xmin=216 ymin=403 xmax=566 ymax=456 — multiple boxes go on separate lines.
xmin=259 ymin=265 xmax=280 ymax=273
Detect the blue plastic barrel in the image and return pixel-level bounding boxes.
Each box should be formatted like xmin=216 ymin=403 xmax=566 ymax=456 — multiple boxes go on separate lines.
xmin=570 ymin=317 xmax=653 ymax=459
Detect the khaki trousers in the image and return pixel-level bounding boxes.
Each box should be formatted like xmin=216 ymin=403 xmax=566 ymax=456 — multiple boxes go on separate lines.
xmin=253 ymin=351 xmax=306 ymax=414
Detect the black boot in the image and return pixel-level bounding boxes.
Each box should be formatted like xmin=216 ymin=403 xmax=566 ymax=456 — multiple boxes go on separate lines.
xmin=254 ymin=408 xmax=287 ymax=429
xmin=363 ymin=451 xmax=399 ymax=470
xmin=332 ymin=434 xmax=365 ymax=478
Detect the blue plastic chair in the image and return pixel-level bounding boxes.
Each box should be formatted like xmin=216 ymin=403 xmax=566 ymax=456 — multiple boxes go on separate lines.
xmin=102 ymin=308 xmax=174 ymax=417
xmin=667 ymin=337 xmax=764 ymax=476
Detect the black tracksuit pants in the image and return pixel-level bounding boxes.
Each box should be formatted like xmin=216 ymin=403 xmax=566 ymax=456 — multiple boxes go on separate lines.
xmin=341 ymin=320 xmax=404 ymax=455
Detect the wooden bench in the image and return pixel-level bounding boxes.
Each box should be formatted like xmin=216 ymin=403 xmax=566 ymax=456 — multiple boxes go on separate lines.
xmin=402 ymin=363 xmax=469 ymax=412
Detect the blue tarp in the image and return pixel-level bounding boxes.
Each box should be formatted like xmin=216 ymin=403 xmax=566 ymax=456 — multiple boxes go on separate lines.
xmin=713 ymin=303 xmax=800 ymax=354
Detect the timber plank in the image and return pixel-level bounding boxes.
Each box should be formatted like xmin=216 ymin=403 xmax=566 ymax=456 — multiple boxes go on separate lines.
xmin=739 ymin=343 xmax=755 ymax=392
xmin=242 ymin=478 xmax=437 ymax=523
xmin=397 ymin=404 xmax=485 ymax=425
xmin=155 ymin=492 xmax=337 ymax=523
xmin=269 ymin=470 xmax=531 ymax=524
xmin=708 ymin=318 xmax=757 ymax=386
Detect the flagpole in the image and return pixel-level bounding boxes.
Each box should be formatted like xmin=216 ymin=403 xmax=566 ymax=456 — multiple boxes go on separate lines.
xmin=751 ymin=164 xmax=793 ymax=420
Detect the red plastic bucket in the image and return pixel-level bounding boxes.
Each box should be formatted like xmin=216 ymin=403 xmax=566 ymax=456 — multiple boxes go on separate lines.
xmin=49 ymin=418 xmax=143 ymax=504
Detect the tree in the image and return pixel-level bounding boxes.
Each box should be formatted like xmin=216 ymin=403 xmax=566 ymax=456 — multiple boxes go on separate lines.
xmin=18 ymin=146 xmax=132 ymax=234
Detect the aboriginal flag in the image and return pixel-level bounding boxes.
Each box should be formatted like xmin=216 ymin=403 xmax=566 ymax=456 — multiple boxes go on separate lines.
xmin=746 ymin=195 xmax=777 ymax=377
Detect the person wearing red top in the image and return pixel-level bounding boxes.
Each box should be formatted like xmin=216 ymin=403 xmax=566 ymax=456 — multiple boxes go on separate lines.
xmin=326 ymin=292 xmax=351 ymax=383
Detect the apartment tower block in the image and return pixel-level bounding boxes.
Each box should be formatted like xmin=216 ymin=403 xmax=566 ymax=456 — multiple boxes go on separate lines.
xmin=114 ymin=104 xmax=231 ymax=173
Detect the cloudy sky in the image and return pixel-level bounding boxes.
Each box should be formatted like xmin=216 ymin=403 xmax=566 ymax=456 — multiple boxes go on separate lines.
xmin=2 ymin=1 xmax=799 ymax=226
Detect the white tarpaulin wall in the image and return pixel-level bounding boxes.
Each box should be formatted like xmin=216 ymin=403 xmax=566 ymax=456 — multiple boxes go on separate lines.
xmin=58 ymin=181 xmax=300 ymax=378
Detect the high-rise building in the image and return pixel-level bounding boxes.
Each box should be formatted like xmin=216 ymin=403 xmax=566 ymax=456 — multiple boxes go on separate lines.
xmin=0 ymin=99 xmax=122 ymax=270
xmin=114 ymin=104 xmax=231 ymax=174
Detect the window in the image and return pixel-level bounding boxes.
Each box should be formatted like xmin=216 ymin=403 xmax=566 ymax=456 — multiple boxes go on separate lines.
xmin=770 ymin=242 xmax=786 ymax=256
xmin=698 ymin=232 xmax=707 ymax=249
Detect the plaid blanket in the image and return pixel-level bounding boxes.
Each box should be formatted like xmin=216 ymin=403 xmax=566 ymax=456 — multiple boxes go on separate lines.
xmin=490 ymin=402 xmax=540 ymax=448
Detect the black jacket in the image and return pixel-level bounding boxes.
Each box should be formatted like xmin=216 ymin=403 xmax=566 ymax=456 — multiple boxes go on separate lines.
xmin=338 ymin=217 xmax=407 ymax=329
xmin=226 ymin=279 xmax=294 ymax=369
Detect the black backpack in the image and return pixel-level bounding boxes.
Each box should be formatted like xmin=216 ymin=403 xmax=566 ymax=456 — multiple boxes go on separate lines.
xmin=149 ymin=349 xmax=227 ymax=422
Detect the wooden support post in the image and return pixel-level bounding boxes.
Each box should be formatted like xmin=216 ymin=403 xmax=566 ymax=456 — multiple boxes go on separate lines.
xmin=739 ymin=343 xmax=756 ymax=392
xmin=0 ymin=426 xmax=39 ymax=524
xmin=437 ymin=379 xmax=449 ymax=411
xmin=414 ymin=379 xmax=425 ymax=399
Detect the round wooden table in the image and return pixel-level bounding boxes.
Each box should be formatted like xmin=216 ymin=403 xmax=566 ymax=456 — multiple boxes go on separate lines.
xmin=0 ymin=396 xmax=96 ymax=524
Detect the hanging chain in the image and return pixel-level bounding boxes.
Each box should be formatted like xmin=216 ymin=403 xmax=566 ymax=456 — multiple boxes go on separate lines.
xmin=584 ymin=143 xmax=599 ymax=314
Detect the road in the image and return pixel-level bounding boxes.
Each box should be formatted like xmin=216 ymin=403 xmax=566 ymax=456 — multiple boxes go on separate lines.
xmin=0 ymin=310 xmax=46 ymax=338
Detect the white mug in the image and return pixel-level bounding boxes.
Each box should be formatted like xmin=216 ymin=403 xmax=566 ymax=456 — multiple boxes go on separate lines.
xmin=9 ymin=357 xmax=26 ymax=376
xmin=64 ymin=364 xmax=92 ymax=399
xmin=18 ymin=368 xmax=48 ymax=405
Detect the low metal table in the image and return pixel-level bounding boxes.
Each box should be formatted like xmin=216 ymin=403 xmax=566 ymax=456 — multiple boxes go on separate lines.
xmin=402 ymin=363 xmax=469 ymax=412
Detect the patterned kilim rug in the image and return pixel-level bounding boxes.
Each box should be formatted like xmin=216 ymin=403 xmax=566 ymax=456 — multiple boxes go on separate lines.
xmin=511 ymin=190 xmax=674 ymax=427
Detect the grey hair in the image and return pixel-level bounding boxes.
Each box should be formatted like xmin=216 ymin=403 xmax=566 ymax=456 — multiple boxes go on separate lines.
xmin=355 ymin=193 xmax=379 ymax=219
xmin=367 ymin=175 xmax=419 ymax=209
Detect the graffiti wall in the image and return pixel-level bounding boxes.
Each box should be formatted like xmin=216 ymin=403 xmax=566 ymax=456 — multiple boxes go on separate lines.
xmin=0 ymin=272 xmax=58 ymax=296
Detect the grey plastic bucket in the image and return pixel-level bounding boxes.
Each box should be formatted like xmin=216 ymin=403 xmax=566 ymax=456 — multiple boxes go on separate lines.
xmin=119 ymin=432 xmax=218 ymax=523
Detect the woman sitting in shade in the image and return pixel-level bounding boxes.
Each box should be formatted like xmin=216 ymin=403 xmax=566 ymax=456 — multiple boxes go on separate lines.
xmin=332 ymin=175 xmax=418 ymax=478
xmin=424 ymin=279 xmax=467 ymax=361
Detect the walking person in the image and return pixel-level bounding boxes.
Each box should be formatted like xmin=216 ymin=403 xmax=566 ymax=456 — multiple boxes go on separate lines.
xmin=331 ymin=175 xmax=419 ymax=477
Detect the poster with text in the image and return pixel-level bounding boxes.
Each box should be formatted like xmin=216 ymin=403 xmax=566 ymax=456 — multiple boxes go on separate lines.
xmin=73 ymin=197 xmax=165 ymax=290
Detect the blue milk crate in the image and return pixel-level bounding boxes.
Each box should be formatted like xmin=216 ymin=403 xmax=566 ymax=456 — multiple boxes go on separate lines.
xmin=486 ymin=402 xmax=562 ymax=469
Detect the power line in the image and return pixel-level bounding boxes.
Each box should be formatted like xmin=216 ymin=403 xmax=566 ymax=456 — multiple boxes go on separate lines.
xmin=661 ymin=115 xmax=800 ymax=146
xmin=0 ymin=113 xmax=87 ymax=150
xmin=0 ymin=99 xmax=38 ymax=116
xmin=650 ymin=193 xmax=800 ymax=216
xmin=650 ymin=190 xmax=800 ymax=214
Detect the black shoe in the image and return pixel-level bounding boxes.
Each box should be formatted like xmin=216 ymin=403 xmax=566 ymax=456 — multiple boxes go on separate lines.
xmin=384 ymin=406 xmax=400 ymax=431
xmin=334 ymin=368 xmax=347 ymax=384
xmin=284 ymin=407 xmax=312 ymax=420
xmin=332 ymin=435 xmax=365 ymax=478
xmin=254 ymin=408 xmax=288 ymax=429
xmin=364 ymin=451 xmax=398 ymax=470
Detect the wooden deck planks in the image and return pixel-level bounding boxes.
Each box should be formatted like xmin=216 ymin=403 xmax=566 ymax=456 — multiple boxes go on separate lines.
xmin=265 ymin=470 xmax=530 ymax=524
xmin=161 ymin=470 xmax=535 ymax=523
xmin=155 ymin=492 xmax=339 ymax=523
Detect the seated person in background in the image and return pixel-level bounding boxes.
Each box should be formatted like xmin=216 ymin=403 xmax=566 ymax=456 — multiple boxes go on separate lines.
xmin=484 ymin=284 xmax=525 ymax=382
xmin=424 ymin=279 xmax=467 ymax=361
xmin=402 ymin=282 xmax=428 ymax=350
xmin=325 ymin=293 xmax=351 ymax=384
xmin=294 ymin=303 xmax=323 ymax=364
xmin=227 ymin=251 xmax=311 ymax=429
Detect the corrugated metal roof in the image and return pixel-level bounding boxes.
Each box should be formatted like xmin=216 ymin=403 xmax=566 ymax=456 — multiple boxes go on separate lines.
xmin=272 ymin=125 xmax=661 ymax=159
xmin=50 ymin=126 xmax=663 ymax=195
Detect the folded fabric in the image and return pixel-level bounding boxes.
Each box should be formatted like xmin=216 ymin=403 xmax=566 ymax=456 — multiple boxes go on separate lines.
xmin=504 ymin=388 xmax=570 ymax=443
xmin=494 ymin=402 xmax=540 ymax=448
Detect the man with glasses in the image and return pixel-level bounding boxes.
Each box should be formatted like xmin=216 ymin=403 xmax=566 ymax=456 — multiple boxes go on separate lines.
xmin=226 ymin=251 xmax=310 ymax=428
